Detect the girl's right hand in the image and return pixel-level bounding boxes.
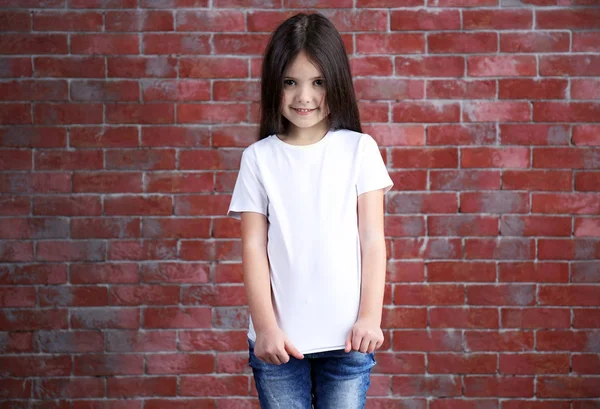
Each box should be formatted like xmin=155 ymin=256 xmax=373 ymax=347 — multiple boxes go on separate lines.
xmin=254 ymin=327 xmax=304 ymax=364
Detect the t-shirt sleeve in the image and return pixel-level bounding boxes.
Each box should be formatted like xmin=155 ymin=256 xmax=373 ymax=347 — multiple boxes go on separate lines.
xmin=356 ymin=134 xmax=394 ymax=196
xmin=227 ymin=147 xmax=268 ymax=219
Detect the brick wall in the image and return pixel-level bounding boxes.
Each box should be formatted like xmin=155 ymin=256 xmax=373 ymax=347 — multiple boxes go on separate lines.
xmin=0 ymin=0 xmax=599 ymax=407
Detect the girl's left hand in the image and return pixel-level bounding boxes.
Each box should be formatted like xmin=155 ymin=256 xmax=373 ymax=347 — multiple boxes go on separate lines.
xmin=345 ymin=318 xmax=384 ymax=354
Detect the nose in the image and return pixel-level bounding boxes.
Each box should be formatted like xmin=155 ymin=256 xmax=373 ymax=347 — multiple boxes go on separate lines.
xmin=296 ymin=84 xmax=311 ymax=104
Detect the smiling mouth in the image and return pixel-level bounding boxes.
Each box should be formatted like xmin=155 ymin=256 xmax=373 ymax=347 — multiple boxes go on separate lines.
xmin=293 ymin=108 xmax=316 ymax=113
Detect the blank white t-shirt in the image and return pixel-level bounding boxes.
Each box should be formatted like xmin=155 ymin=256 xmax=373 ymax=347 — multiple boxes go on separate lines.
xmin=227 ymin=128 xmax=393 ymax=354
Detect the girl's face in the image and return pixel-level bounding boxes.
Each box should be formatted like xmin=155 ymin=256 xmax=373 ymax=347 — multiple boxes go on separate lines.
xmin=280 ymin=50 xmax=329 ymax=135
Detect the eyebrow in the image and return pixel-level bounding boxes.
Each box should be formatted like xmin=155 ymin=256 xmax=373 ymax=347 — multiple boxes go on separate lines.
xmin=284 ymin=76 xmax=323 ymax=80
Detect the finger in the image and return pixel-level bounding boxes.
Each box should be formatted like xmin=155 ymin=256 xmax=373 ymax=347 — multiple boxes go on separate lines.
xmin=285 ymin=340 xmax=304 ymax=360
xmin=268 ymin=354 xmax=281 ymax=365
xmin=276 ymin=350 xmax=290 ymax=365
xmin=375 ymin=339 xmax=384 ymax=351
xmin=345 ymin=331 xmax=353 ymax=353
xmin=352 ymin=333 xmax=362 ymax=352
xmin=359 ymin=337 xmax=369 ymax=353
xmin=367 ymin=340 xmax=376 ymax=354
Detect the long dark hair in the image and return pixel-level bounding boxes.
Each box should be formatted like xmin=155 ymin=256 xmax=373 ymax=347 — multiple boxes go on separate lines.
xmin=258 ymin=13 xmax=362 ymax=140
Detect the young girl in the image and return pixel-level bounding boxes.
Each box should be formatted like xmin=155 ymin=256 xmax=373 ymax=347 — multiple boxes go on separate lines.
xmin=227 ymin=13 xmax=393 ymax=409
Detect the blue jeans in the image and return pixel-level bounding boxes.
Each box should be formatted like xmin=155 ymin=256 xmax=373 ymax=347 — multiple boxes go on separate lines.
xmin=248 ymin=339 xmax=376 ymax=409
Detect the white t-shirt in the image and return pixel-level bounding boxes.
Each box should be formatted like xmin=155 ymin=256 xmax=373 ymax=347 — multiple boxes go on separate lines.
xmin=227 ymin=128 xmax=393 ymax=354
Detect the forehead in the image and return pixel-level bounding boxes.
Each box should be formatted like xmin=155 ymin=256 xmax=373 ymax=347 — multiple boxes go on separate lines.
xmin=284 ymin=51 xmax=322 ymax=78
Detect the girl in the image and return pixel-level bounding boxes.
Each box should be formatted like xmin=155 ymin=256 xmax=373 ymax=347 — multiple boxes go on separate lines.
xmin=227 ymin=13 xmax=393 ymax=409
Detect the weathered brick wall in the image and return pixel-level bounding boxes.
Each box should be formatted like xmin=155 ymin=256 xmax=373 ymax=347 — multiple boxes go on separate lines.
xmin=0 ymin=0 xmax=599 ymax=407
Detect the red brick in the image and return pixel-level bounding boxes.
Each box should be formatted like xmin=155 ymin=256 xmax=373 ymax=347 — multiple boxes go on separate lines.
xmin=501 ymin=308 xmax=570 ymax=329
xmin=388 ymin=194 xmax=457 ymax=214
xmin=39 ymin=286 xmax=108 ymax=307
xmin=465 ymin=330 xmax=534 ymax=352
xmin=106 ymin=330 xmax=176 ymax=352
xmin=71 ymin=80 xmax=139 ymax=101
xmin=35 ymin=378 xmax=104 ymax=399
xmin=426 ymin=79 xmax=496 ymax=99
xmin=0 ymin=34 xmax=67 ymax=54
xmin=499 ymin=262 xmax=569 ymax=283
xmin=392 ymin=330 xmax=462 ymax=351
xmin=106 ymin=103 xmax=174 ymax=124
xmin=105 ymin=196 xmax=172 ymax=216
xmin=392 ymin=238 xmax=461 ymax=260
xmin=537 ymin=376 xmax=600 ymax=398
xmin=286 ymin=0 xmax=353 ymax=7
xmin=428 ymin=215 xmax=498 ymax=236
xmin=35 ymin=103 xmax=103 ymax=125
xmin=147 ymin=354 xmax=215 ymax=374
xmin=143 ymin=79 xmax=210 ymax=101
xmin=430 ymin=0 xmax=497 ymax=5
xmin=575 ymin=218 xmax=600 ymax=237
xmin=391 ymin=148 xmax=458 ymax=169
xmin=396 ymin=56 xmax=464 ymax=77
xmin=178 ymin=103 xmax=247 ymax=124
xmin=0 ymin=57 xmax=32 ymax=77
xmin=0 ymin=309 xmax=67 ymax=331
xmin=357 ymin=102 xmax=389 ymax=123
xmin=539 ymin=284 xmax=600 ymax=306
xmin=0 ymin=149 xmax=31 ymax=170
xmin=247 ymin=10 xmax=297 ymax=32
xmin=429 ymin=307 xmax=498 ymax=329
xmin=393 ymin=102 xmax=460 ymax=123
xmin=36 ymin=240 xmax=106 ymax=261
xmin=392 ymin=375 xmax=462 ymax=397
xmin=535 ymin=102 xmax=600 ymax=122
xmin=576 ymin=172 xmax=600 ymax=191
xmin=463 ymin=9 xmax=532 ymax=29
xmin=500 ymin=32 xmax=570 ymax=53
xmin=144 ymin=400 xmax=214 ymax=409
xmin=106 ymin=149 xmax=176 ymax=170
xmin=72 ymin=34 xmax=138 ymax=54
xmin=144 ymin=307 xmax=211 ymax=329
xmin=503 ymin=170 xmax=571 ymax=192
xmin=1 ymin=172 xmax=71 ymax=194
xmin=213 ymin=34 xmax=269 ymax=55
xmin=464 ymin=376 xmax=534 ymax=398
xmin=74 ymin=354 xmax=143 ymax=376
xmin=501 ymin=215 xmax=571 ymax=237
xmin=428 ymin=124 xmax=496 ymax=145
xmin=71 ymin=263 xmax=139 ymax=284
xmin=71 ymin=0 xmax=136 ymax=7
xmin=0 ymin=287 xmax=36 ymax=307
xmin=144 ymin=34 xmax=209 ymax=55
xmin=465 ymin=238 xmax=535 ymax=260
xmin=0 ymin=126 xmax=65 ymax=148
xmin=386 ymin=261 xmax=425 ymax=282
xmin=214 ymin=81 xmax=260 ymax=102
xmin=467 ymin=284 xmax=536 ymax=306
xmin=356 ymin=33 xmax=425 ymax=54
xmin=142 ymin=218 xmax=211 ymax=239
xmin=33 ymin=196 xmax=101 ymax=216
xmin=430 ymin=353 xmax=497 ymax=374
xmin=430 ymin=170 xmax=500 ymax=190
xmin=0 ymin=103 xmax=32 ymax=124
xmin=35 ymin=150 xmax=103 ymax=170
xmin=0 ymin=79 xmax=68 ymax=101
xmin=500 ymin=124 xmax=570 ymax=145
xmin=180 ymin=57 xmax=248 ymax=78
xmin=461 ymin=147 xmax=530 ymax=168
xmin=354 ymin=78 xmax=423 ymax=100
xmin=70 ymin=126 xmax=139 ymax=148
xmin=182 ymin=285 xmax=246 ymax=306
xmin=350 ymin=57 xmax=393 ymax=77
xmin=572 ymin=79 xmax=600 ymax=100
xmin=537 ymin=9 xmax=600 ymax=29
xmin=387 ymin=169 xmax=427 ymax=191
xmin=461 ymin=192 xmax=529 ymax=213
xmin=0 ymin=196 xmax=30 ymax=216
xmin=106 ymin=10 xmax=173 ymax=31
xmin=110 ymin=285 xmax=179 ymax=306
xmin=537 ymin=329 xmax=600 ymax=352
xmin=427 ymin=262 xmax=496 ymax=282
xmin=179 ymin=330 xmax=247 ymax=351
xmin=36 ymin=56 xmax=105 ymax=78
xmin=140 ymin=262 xmax=210 ymax=283
xmin=180 ymin=375 xmax=248 ymax=397
xmin=391 ymin=9 xmax=459 ymax=30
xmin=533 ymin=193 xmax=600 ymax=214
xmin=108 ymin=240 xmax=177 ymax=261
xmin=108 ymin=56 xmax=177 ymax=78
xmin=573 ymin=32 xmax=600 ymax=52
xmin=107 ymin=377 xmax=177 ymax=398
xmin=429 ymin=33 xmax=497 ymax=53
xmin=499 ymin=79 xmax=567 ymax=100
xmin=73 ymin=172 xmax=143 ymax=193
xmin=540 ymin=55 xmax=600 ymax=76
xmin=500 ymin=354 xmax=570 ymax=375
xmin=572 ymin=354 xmax=600 ymax=373
xmin=180 ymin=240 xmax=240 ymax=261
xmin=34 ymin=11 xmax=103 ymax=31
xmin=0 ymin=11 xmax=31 ymax=31
xmin=463 ymin=101 xmax=531 ymax=122
xmin=0 ymin=264 xmax=67 ymax=285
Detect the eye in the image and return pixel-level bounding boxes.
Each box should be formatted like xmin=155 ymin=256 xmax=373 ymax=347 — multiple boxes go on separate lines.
xmin=283 ymin=79 xmax=296 ymax=86
xmin=314 ymin=79 xmax=324 ymax=86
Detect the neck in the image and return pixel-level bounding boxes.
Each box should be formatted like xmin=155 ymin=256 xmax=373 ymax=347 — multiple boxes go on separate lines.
xmin=283 ymin=120 xmax=330 ymax=145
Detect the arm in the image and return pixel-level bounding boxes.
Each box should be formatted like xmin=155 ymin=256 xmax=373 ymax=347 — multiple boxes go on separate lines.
xmin=241 ymin=212 xmax=304 ymax=363
xmin=345 ymin=188 xmax=387 ymax=353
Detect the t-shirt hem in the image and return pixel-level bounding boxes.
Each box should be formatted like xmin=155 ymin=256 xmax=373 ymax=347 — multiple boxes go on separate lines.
xmin=227 ymin=208 xmax=267 ymax=219
xmin=357 ymin=181 xmax=394 ymax=197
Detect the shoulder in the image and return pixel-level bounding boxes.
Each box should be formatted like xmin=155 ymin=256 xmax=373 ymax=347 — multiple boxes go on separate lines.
xmin=242 ymin=135 xmax=275 ymax=159
xmin=331 ymin=128 xmax=377 ymax=151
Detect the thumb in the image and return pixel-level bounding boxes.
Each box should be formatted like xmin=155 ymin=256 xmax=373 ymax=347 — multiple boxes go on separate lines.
xmin=284 ymin=339 xmax=304 ymax=360
xmin=345 ymin=329 xmax=353 ymax=353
